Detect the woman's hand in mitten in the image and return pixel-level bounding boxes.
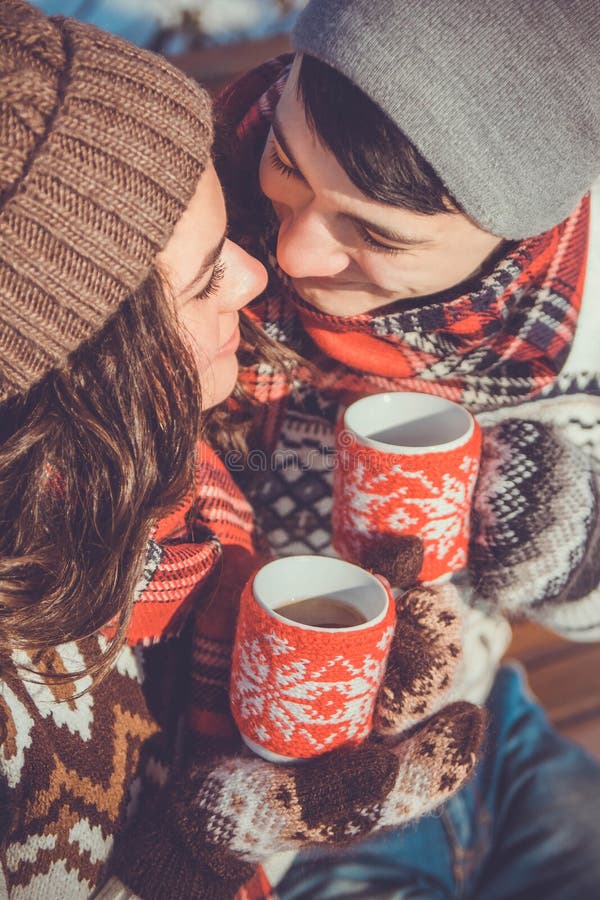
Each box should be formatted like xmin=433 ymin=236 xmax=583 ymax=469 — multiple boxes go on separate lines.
xmin=111 ymin=699 xmax=484 ymax=900
xmin=360 ymin=536 xmax=463 ymax=736
xmin=469 ymin=418 xmax=600 ymax=625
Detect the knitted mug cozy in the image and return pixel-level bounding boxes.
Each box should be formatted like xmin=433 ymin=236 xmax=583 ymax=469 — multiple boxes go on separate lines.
xmin=333 ymin=393 xmax=482 ymax=583
xmin=230 ymin=556 xmax=396 ymax=761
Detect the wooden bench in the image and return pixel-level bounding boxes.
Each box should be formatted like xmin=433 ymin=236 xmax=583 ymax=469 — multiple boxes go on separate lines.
xmin=507 ymin=622 xmax=600 ymax=757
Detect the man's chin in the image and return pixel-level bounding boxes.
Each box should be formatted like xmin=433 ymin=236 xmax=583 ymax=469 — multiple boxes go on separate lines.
xmin=291 ymin=280 xmax=398 ymax=317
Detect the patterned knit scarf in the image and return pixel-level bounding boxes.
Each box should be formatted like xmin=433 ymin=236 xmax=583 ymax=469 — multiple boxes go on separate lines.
xmin=220 ymin=57 xmax=590 ymax=433
xmin=119 ymin=442 xmax=254 ymax=647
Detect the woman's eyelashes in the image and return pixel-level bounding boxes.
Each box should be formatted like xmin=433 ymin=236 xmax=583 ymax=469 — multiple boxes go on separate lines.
xmin=195 ymin=260 xmax=226 ymax=301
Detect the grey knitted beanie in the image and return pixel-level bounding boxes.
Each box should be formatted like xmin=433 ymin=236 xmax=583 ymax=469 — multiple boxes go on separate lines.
xmin=0 ymin=0 xmax=213 ymax=403
xmin=292 ymin=0 xmax=600 ymax=239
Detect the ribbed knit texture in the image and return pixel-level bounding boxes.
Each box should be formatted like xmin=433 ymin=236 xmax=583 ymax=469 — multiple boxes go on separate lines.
xmin=112 ymin=443 xmax=254 ymax=649
xmin=292 ymin=0 xmax=600 ymax=238
xmin=0 ymin=0 xmax=213 ymax=401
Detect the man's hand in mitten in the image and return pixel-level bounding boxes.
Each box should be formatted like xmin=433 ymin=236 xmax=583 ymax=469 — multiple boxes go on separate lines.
xmin=469 ymin=418 xmax=600 ymax=630
xmin=111 ymin=696 xmax=484 ymax=900
xmin=362 ymin=535 xmax=463 ymax=736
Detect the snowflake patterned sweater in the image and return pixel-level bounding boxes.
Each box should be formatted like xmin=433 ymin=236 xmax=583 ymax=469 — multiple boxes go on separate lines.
xmin=0 ymin=444 xmax=259 ymax=898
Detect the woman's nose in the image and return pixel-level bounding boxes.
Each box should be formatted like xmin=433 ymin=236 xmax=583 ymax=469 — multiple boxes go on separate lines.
xmin=222 ymin=240 xmax=268 ymax=310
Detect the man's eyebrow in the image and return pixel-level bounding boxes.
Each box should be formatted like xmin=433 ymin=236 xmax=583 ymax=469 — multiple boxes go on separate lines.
xmin=271 ymin=115 xmax=431 ymax=246
xmin=347 ymin=214 xmax=432 ymax=246
xmin=272 ymin=114 xmax=303 ymax=174
xmin=182 ymin=232 xmax=227 ymax=294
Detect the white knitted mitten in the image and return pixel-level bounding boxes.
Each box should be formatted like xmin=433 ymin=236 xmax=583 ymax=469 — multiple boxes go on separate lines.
xmin=469 ymin=418 xmax=600 ymax=635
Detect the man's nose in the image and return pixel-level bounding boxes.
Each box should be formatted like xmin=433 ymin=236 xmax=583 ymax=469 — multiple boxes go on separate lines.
xmin=275 ymin=206 xmax=349 ymax=280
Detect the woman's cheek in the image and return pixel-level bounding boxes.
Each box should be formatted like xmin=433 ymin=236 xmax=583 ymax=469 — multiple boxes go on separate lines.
xmin=179 ymin=304 xmax=220 ymax=372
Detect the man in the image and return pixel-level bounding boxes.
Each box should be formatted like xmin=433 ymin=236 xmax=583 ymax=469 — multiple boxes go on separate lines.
xmin=216 ymin=0 xmax=600 ymax=896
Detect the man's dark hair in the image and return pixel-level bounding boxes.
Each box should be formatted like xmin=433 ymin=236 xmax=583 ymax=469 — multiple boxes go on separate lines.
xmin=297 ymin=54 xmax=460 ymax=215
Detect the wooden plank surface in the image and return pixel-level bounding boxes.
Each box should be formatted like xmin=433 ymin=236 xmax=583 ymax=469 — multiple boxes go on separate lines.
xmin=507 ymin=622 xmax=600 ymax=758
xmin=167 ymin=33 xmax=291 ymax=94
xmin=561 ymin=714 xmax=600 ymax=756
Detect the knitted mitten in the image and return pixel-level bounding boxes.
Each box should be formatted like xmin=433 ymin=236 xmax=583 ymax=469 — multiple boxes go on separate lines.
xmin=361 ymin=535 xmax=463 ymax=736
xmin=469 ymin=418 xmax=600 ymax=630
xmin=374 ymin=581 xmax=462 ymax=735
xmin=110 ymin=701 xmax=484 ymax=900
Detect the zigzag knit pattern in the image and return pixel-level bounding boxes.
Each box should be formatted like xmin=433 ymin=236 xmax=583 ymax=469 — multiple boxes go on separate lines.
xmin=0 ymin=636 xmax=180 ymax=897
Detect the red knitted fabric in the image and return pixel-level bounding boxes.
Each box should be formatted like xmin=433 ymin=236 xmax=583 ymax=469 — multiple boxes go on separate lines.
xmin=333 ymin=419 xmax=482 ymax=582
xmin=123 ymin=442 xmax=254 ymax=647
xmin=235 ymin=866 xmax=279 ymax=900
xmin=231 ymin=577 xmax=396 ymax=759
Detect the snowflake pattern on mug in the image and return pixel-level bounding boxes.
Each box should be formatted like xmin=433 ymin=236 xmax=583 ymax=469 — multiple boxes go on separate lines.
xmin=231 ymin=581 xmax=396 ymax=759
xmin=333 ymin=424 xmax=481 ymax=582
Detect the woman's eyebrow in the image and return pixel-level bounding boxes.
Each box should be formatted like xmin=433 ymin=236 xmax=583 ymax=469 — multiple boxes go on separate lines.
xmin=182 ymin=232 xmax=227 ymax=294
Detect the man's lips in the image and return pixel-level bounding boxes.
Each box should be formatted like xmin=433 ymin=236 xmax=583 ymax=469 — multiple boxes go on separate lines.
xmin=294 ymin=277 xmax=360 ymax=290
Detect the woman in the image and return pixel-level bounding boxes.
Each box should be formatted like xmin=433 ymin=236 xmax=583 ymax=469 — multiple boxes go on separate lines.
xmin=0 ymin=3 xmax=483 ymax=898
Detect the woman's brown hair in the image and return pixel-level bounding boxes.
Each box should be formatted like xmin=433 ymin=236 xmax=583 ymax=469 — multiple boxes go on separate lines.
xmin=0 ymin=270 xmax=201 ymax=683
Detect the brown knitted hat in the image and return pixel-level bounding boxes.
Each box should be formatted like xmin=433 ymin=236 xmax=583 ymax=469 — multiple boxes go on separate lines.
xmin=0 ymin=0 xmax=213 ymax=402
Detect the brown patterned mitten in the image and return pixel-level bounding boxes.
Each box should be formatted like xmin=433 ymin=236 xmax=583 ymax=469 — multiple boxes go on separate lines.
xmin=374 ymin=581 xmax=462 ymax=735
xmin=366 ymin=536 xmax=463 ymax=736
xmin=111 ymin=704 xmax=484 ymax=899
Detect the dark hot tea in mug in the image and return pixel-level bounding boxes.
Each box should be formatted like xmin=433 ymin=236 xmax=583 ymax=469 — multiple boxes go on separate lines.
xmin=274 ymin=596 xmax=367 ymax=629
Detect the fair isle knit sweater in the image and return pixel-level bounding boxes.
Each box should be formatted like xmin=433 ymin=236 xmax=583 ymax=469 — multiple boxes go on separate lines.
xmin=0 ymin=445 xmax=256 ymax=898
xmin=218 ymin=58 xmax=600 ymax=705
xmin=0 ymin=636 xmax=183 ymax=898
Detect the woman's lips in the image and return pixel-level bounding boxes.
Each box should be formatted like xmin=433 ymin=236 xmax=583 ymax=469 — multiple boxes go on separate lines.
xmin=217 ymin=325 xmax=240 ymax=356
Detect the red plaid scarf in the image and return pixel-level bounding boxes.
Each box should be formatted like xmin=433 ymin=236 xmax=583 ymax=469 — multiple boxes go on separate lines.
xmin=218 ymin=57 xmax=590 ymax=445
